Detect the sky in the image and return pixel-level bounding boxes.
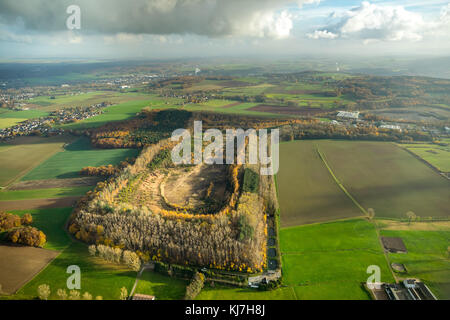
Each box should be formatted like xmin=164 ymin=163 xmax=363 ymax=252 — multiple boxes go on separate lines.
xmin=0 ymin=0 xmax=449 ymax=60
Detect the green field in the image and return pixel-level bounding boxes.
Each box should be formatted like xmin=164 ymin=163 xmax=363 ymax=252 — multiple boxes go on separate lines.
xmin=0 ymin=110 xmax=49 ymax=129
xmin=277 ymin=141 xmax=362 ymax=227
xmin=196 ymin=285 xmax=296 ymax=300
xmin=318 ymin=140 xmax=450 ymax=219
xmin=29 ymin=91 xmax=154 ymax=110
xmin=379 ymin=227 xmax=450 ymax=299
xmin=15 ymin=242 xmax=137 ymax=300
xmin=0 ymin=136 xmax=72 ymax=187
xmin=184 ymin=102 xmax=282 ymax=117
xmin=10 ymin=208 xmax=73 ymax=251
xmin=134 ymin=270 xmax=187 ymax=300
xmin=0 ymin=186 xmax=91 ymax=201
xmin=21 ymin=137 xmax=139 ymax=180
xmin=59 ymin=97 xmax=181 ymax=130
xmin=200 ymin=99 xmax=236 ymax=108
xmin=279 ymin=219 xmax=393 ymax=300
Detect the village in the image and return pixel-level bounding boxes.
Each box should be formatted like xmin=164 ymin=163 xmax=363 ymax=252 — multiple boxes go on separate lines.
xmin=0 ymin=102 xmax=110 ymax=141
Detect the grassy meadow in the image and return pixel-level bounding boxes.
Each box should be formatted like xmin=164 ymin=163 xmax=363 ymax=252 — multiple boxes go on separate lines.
xmin=134 ymin=270 xmax=188 ymax=300
xmin=15 ymin=242 xmax=137 ymax=300
xmin=400 ymin=142 xmax=450 ymax=172
xmin=59 ymin=97 xmax=182 ymax=130
xmin=10 ymin=208 xmax=73 ymax=251
xmin=279 ymin=219 xmax=393 ymax=300
xmin=21 ymin=137 xmax=138 ymax=181
xmin=378 ymin=222 xmax=450 ymax=300
xmin=0 ymin=110 xmax=49 ymax=129
xmin=0 ymin=136 xmax=72 ymax=187
xmin=0 ymin=186 xmax=92 ymax=201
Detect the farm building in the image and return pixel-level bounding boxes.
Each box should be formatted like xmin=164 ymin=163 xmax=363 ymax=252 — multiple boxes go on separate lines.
xmin=337 ymin=111 xmax=360 ymax=120
xmin=379 ymin=124 xmax=402 ymax=131
xmin=384 ymin=279 xmax=437 ymax=300
xmin=369 ymin=279 xmax=437 ymax=300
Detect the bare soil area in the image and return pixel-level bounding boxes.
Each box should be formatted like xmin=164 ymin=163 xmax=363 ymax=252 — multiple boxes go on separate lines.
xmin=7 ymin=177 xmax=101 ymax=191
xmin=0 ymin=197 xmax=79 ymax=211
xmin=162 ymin=164 xmax=228 ymax=210
xmin=131 ymin=165 xmax=229 ymax=214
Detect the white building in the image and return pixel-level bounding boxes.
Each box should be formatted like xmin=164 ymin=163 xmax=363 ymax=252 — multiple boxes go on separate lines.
xmin=380 ymin=124 xmax=402 ymax=131
xmin=337 ymin=111 xmax=360 ymax=120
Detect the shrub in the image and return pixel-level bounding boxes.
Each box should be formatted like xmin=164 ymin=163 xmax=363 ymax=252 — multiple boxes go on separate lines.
xmin=37 ymin=284 xmax=51 ymax=300
xmin=88 ymin=245 xmax=97 ymax=256
xmin=56 ymin=289 xmax=68 ymax=300
xmin=0 ymin=212 xmax=22 ymax=231
xmin=122 ymin=250 xmax=141 ymax=271
xmin=21 ymin=213 xmax=33 ymax=225
xmin=69 ymin=290 xmax=80 ymax=300
xmin=7 ymin=227 xmax=46 ymax=248
xmin=120 ymin=287 xmax=128 ymax=300
xmin=242 ymin=168 xmax=259 ymax=193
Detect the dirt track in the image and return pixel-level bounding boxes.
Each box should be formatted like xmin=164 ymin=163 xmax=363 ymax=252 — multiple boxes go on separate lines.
xmin=0 ymin=197 xmax=79 ymax=211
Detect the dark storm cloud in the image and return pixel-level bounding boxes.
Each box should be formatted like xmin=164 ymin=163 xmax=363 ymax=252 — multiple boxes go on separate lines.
xmin=0 ymin=0 xmax=318 ymax=38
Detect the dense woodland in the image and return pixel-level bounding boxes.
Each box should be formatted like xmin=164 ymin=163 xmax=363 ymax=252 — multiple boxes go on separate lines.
xmin=87 ymin=109 xmax=192 ymax=149
xmin=279 ymin=119 xmax=432 ymax=142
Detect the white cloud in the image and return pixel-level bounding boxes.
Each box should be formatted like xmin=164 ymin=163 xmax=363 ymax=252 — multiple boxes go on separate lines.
xmin=308 ymin=1 xmax=450 ymax=42
xmin=0 ymin=0 xmax=320 ymax=40
xmin=0 ymin=26 xmax=32 ymax=43
xmin=307 ymin=30 xmax=338 ymax=39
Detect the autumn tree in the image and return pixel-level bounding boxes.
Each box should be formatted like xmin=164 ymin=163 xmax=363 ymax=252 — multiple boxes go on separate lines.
xmin=367 ymin=208 xmax=376 ymax=220
xmin=37 ymin=284 xmax=51 ymax=300
xmin=185 ymin=272 xmax=205 ymax=300
xmin=120 ymin=287 xmax=128 ymax=300
xmin=56 ymin=289 xmax=68 ymax=300
xmin=406 ymin=211 xmax=417 ymax=225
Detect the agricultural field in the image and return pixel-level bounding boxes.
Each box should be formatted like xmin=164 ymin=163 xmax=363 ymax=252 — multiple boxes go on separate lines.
xmin=0 ymin=186 xmax=91 ymax=201
xmin=196 ymin=285 xmax=296 ymax=300
xmin=0 ymin=109 xmax=49 ymax=129
xmin=59 ymin=97 xmax=182 ymax=130
xmin=317 ymin=140 xmax=450 ymax=219
xmin=184 ymin=102 xmax=283 ymax=117
xmin=378 ymin=221 xmax=450 ymax=299
xmin=399 ymin=141 xmax=450 ymax=172
xmin=277 ymin=141 xmax=362 ymax=227
xmin=277 ymin=140 xmax=449 ymax=225
xmin=21 ymin=137 xmax=138 ymax=181
xmin=13 ymin=242 xmax=137 ymax=300
xmin=0 ymin=136 xmax=73 ymax=187
xmin=0 ymin=245 xmax=58 ymax=295
xmin=279 ymin=219 xmax=393 ymax=300
xmin=28 ymin=91 xmax=153 ymax=111
xmin=10 ymin=208 xmax=73 ymax=251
